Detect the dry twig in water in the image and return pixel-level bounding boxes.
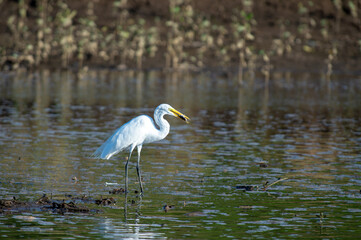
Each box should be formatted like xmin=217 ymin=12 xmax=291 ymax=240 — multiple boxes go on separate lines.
xmin=263 ymin=177 xmax=288 ymax=191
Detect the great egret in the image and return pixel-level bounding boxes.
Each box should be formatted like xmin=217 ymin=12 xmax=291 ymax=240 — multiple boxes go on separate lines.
xmin=93 ymin=103 xmax=190 ymax=194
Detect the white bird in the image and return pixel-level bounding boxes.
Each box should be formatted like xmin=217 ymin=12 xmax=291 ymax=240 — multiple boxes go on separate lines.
xmin=93 ymin=103 xmax=190 ymax=194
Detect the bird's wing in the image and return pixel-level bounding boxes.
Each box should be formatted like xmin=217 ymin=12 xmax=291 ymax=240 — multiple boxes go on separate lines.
xmin=92 ymin=115 xmax=154 ymax=159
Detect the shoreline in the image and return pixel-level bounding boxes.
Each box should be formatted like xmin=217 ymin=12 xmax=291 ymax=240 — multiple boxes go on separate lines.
xmin=1 ymin=0 xmax=360 ymax=73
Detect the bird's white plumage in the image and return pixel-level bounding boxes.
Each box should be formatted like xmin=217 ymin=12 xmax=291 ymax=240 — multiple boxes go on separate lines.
xmin=93 ymin=115 xmax=156 ymax=159
xmin=92 ymin=103 xmax=190 ymax=194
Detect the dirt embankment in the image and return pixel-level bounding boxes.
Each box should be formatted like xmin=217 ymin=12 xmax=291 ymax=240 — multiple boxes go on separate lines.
xmin=0 ymin=0 xmax=360 ymax=72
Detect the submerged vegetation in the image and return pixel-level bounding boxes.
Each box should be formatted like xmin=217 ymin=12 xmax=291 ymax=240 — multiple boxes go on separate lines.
xmin=1 ymin=0 xmax=360 ymax=73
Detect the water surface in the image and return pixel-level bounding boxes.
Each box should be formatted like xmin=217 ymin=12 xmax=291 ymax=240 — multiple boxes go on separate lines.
xmin=0 ymin=69 xmax=361 ymax=239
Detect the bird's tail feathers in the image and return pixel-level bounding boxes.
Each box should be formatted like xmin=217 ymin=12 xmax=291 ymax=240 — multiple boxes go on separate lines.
xmin=91 ymin=147 xmax=106 ymax=159
xmin=91 ymin=143 xmax=123 ymax=160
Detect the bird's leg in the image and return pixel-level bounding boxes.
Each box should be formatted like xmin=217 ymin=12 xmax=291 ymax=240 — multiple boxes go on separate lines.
xmin=124 ymin=191 xmax=128 ymax=222
xmin=136 ymin=145 xmax=144 ymax=195
xmin=125 ymin=150 xmax=132 ymax=193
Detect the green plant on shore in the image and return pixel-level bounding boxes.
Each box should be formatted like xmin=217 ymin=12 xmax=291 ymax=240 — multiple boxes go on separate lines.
xmin=1 ymin=0 xmax=359 ymax=72
xmin=297 ymin=2 xmax=310 ymax=39
xmin=166 ymin=0 xmax=186 ymax=69
xmin=348 ymin=1 xmax=360 ymax=29
xmin=54 ymin=1 xmax=77 ymax=68
xmin=271 ymin=21 xmax=295 ymax=57
xmin=110 ymin=0 xmax=129 ymax=67
xmin=130 ymin=19 xmax=147 ymax=69
xmin=348 ymin=1 xmax=358 ymax=19
xmin=297 ymin=1 xmax=317 ymax=53
xmin=105 ymin=0 xmax=159 ymax=69
xmin=146 ymin=26 xmax=159 ymax=59
xmin=166 ymin=20 xmax=183 ymax=69
xmin=320 ymin=19 xmax=329 ymax=40
xmin=35 ymin=0 xmax=53 ymax=66
xmin=192 ymin=15 xmax=214 ymax=68
xmin=7 ymin=0 xmax=27 ymax=53
xmin=299 ymin=1 xmax=335 ymax=56
xmin=213 ymin=25 xmax=230 ymax=64
xmin=231 ymin=1 xmax=256 ymax=84
xmin=76 ymin=1 xmax=99 ymax=68
xmin=333 ymin=0 xmax=342 ymax=33
xmin=166 ymin=0 xmax=217 ymax=69
xmin=5 ymin=0 xmax=34 ymax=68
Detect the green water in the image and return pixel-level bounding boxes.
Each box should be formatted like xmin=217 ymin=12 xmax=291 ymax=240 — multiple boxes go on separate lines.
xmin=0 ymin=70 xmax=360 ymax=239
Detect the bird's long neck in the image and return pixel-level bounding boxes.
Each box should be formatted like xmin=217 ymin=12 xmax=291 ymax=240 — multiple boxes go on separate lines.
xmin=154 ymin=110 xmax=170 ymax=140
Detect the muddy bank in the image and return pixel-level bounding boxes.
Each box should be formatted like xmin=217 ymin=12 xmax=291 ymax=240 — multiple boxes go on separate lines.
xmin=0 ymin=194 xmax=119 ymax=214
xmin=0 ymin=0 xmax=360 ymax=72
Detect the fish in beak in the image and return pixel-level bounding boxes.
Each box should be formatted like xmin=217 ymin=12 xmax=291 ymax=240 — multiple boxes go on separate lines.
xmin=169 ymin=108 xmax=190 ymax=124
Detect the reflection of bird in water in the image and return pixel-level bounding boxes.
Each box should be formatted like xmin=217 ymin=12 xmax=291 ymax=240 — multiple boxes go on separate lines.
xmin=93 ymin=103 xmax=190 ymax=194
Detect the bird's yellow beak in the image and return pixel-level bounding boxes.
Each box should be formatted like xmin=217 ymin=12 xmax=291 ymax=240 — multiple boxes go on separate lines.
xmin=169 ymin=108 xmax=190 ymax=123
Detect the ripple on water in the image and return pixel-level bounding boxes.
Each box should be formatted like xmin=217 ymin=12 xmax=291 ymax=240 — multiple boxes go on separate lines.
xmin=1 ymin=71 xmax=361 ymax=239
